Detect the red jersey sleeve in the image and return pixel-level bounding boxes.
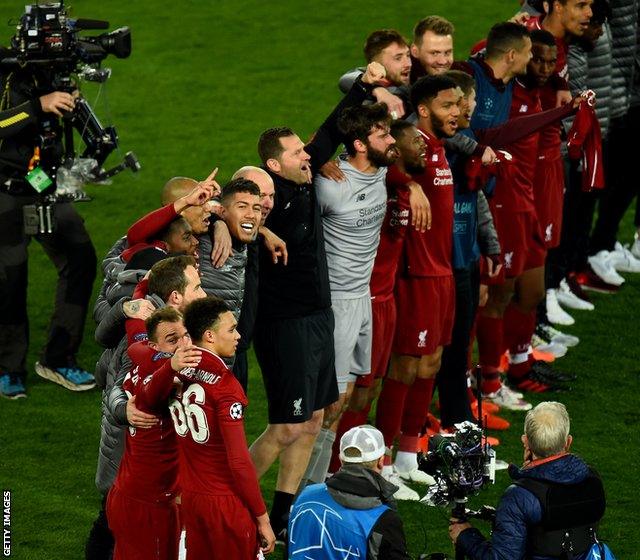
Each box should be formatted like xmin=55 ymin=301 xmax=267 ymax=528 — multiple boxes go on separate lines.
xmin=135 ymin=360 xmax=177 ymax=412
xmin=127 ymin=204 xmax=178 ymax=246
xmin=216 ymin=388 xmax=267 ymax=518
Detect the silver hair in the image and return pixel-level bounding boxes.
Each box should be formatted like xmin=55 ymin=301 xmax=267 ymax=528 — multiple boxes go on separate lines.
xmin=524 ymin=401 xmax=570 ymax=458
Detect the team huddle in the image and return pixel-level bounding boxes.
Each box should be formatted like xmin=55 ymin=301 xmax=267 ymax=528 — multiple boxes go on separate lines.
xmin=87 ymin=0 xmax=640 ymax=558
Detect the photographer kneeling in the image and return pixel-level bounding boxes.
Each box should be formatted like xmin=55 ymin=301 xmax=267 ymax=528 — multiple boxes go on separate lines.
xmin=449 ymin=402 xmax=605 ymax=560
xmin=288 ymin=425 xmax=410 ymax=559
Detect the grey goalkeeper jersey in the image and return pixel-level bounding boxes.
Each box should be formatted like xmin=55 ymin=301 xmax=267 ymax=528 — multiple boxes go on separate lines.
xmin=315 ymin=157 xmax=387 ymax=300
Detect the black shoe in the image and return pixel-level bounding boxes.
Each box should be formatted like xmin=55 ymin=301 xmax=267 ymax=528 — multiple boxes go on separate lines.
xmin=531 ymin=360 xmax=576 ymax=382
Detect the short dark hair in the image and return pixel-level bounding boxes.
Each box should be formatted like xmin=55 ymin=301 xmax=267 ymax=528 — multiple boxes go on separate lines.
xmin=530 ymin=29 xmax=557 ymax=48
xmin=591 ymin=0 xmax=612 ymax=24
xmin=220 ymin=177 xmax=260 ymax=205
xmin=183 ymin=296 xmax=229 ymax=343
xmin=159 ymin=215 xmax=190 ymax=244
xmin=413 ymin=16 xmax=455 ymax=45
xmin=486 ymin=22 xmax=531 ymax=60
xmin=146 ymin=307 xmax=183 ymax=343
xmin=444 ymin=70 xmax=476 ymax=96
xmin=338 ymin=104 xmax=391 ymax=157
xmin=390 ymin=119 xmax=415 ymax=140
xmin=410 ymin=74 xmax=458 ymax=110
xmin=548 ymin=0 xmax=569 ymax=14
xmin=363 ymin=29 xmax=408 ymax=62
xmin=148 ymin=255 xmax=196 ymax=302
xmin=257 ymin=127 xmax=295 ymax=163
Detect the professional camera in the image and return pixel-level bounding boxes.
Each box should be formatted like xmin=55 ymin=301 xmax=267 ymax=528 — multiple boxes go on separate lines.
xmin=1 ymin=1 xmax=139 ymax=218
xmin=419 ymin=421 xmax=496 ymax=511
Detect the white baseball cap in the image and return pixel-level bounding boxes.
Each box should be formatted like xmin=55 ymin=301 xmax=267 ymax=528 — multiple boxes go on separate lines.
xmin=339 ymin=424 xmax=385 ymax=463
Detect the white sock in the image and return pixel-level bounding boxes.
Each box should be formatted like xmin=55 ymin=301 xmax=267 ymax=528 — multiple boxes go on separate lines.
xmin=394 ymin=451 xmax=418 ymax=473
xmin=381 ymin=464 xmax=394 ymax=477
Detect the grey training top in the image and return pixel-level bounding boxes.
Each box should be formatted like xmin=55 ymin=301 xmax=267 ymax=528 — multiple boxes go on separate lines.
xmin=315 ymin=157 xmax=387 ymax=299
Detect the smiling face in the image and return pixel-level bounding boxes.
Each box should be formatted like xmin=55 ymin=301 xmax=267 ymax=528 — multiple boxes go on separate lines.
xmin=165 ymin=220 xmax=198 ymax=255
xmin=268 ymin=134 xmax=312 ymax=185
xmin=363 ymin=122 xmax=398 ymax=167
xmin=394 ymin=126 xmax=427 ymax=174
xmin=222 ymin=191 xmax=262 ymax=243
xmin=411 ymin=31 xmax=454 ymax=75
xmin=376 ymin=42 xmax=412 ymax=86
xmin=418 ymin=87 xmax=461 ymax=138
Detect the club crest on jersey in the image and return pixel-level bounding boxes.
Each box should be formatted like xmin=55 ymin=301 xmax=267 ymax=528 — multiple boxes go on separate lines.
xmin=293 ymin=397 xmax=303 ymax=416
xmin=504 ymin=252 xmax=514 ymax=269
xmin=418 ymin=329 xmax=428 ymax=348
xmin=153 ymin=351 xmax=173 ymax=361
xmin=545 ymin=223 xmax=553 ymax=242
xmin=229 ymin=402 xmax=244 ymax=420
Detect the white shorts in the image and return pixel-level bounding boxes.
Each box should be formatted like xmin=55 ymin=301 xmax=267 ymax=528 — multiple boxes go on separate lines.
xmin=332 ymin=295 xmax=372 ymax=394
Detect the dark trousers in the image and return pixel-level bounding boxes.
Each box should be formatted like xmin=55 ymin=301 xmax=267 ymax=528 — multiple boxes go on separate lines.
xmin=232 ymin=348 xmax=249 ymax=394
xmin=0 ymin=193 xmax=96 ymax=376
xmin=437 ymin=262 xmax=479 ymax=428
xmin=591 ymin=108 xmax=640 ymax=253
xmin=85 ymin=494 xmax=114 ymax=560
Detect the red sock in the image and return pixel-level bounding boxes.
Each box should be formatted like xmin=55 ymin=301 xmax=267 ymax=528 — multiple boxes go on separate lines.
xmin=504 ymin=305 xmax=536 ymax=357
xmin=481 ymin=366 xmax=502 ymax=394
xmin=375 ymin=378 xmax=410 ymax=448
xmin=328 ymin=406 xmax=370 ymax=473
xmin=400 ymin=377 xmax=435 ymax=438
xmin=477 ymin=315 xmax=505 ymax=371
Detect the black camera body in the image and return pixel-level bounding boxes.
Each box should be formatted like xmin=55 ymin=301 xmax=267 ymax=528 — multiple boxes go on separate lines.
xmin=0 ymin=1 xmax=139 ymax=214
xmin=9 ymin=2 xmax=131 ymax=70
xmin=419 ymin=421 xmax=496 ymax=508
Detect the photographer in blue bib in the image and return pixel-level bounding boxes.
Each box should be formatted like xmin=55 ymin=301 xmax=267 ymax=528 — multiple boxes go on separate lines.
xmin=449 ymin=401 xmax=607 ymax=560
xmin=288 ymin=424 xmax=410 ymax=559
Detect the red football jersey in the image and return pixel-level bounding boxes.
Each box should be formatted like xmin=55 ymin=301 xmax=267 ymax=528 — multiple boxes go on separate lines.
xmin=537 ymin=83 xmax=563 ymax=161
xmin=113 ymin=343 xmax=179 ymax=503
xmin=493 ymin=79 xmax=542 ymax=213
xmin=387 ymin=128 xmax=454 ymax=278
xmin=169 ymin=349 xmax=266 ymax=517
xmin=369 ymin=188 xmax=410 ymax=300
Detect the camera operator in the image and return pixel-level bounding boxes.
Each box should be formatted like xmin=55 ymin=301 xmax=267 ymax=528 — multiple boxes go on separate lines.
xmin=0 ymin=59 xmax=97 ymax=398
xmin=288 ymin=425 xmax=410 ymax=559
xmin=449 ymin=402 xmax=606 ymax=560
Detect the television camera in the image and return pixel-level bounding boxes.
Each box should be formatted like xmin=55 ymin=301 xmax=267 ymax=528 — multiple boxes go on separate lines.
xmin=1 ymin=1 xmax=140 ymax=231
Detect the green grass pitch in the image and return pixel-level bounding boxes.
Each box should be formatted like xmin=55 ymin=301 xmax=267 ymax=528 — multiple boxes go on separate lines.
xmin=0 ymin=1 xmax=639 ymax=558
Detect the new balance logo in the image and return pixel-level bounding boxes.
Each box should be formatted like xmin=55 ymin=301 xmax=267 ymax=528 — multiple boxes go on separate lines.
xmin=545 ymin=223 xmax=553 ymax=242
xmin=293 ymin=398 xmax=303 ymax=416
xmin=431 ymin=154 xmax=438 ymax=162
xmin=504 ymin=252 xmax=513 ymax=269
xmin=418 ymin=329 xmax=428 ymax=348
xmin=357 ymin=193 xmax=366 ymax=202
xmin=519 ymin=104 xmax=528 ymax=113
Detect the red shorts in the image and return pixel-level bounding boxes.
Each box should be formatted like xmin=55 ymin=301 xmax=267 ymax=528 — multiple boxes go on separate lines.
xmin=533 ymin=157 xmax=565 ymax=248
xmin=106 ymin=487 xmax=180 ymax=560
xmin=489 ymin=207 xmax=547 ymax=281
xmin=393 ymin=275 xmax=455 ymax=355
xmin=181 ymin=492 xmax=260 ymax=560
xmin=356 ymin=296 xmax=396 ymax=388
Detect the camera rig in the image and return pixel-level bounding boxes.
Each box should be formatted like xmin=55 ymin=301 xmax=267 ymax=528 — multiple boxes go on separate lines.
xmin=418 ymin=368 xmax=498 ymax=560
xmin=1 ymin=1 xmax=140 ymax=222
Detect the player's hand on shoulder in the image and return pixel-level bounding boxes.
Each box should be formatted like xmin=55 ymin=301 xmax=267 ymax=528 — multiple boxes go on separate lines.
xmin=261 ymin=226 xmax=288 ymax=265
xmin=171 ymin=345 xmax=202 ymax=371
xmin=211 ymin=220 xmax=232 ymax=268
xmin=318 ymin=159 xmax=345 ymax=182
xmin=123 ymin=298 xmax=155 ymax=320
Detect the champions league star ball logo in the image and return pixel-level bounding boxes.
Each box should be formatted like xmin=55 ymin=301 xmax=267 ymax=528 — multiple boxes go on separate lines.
xmin=229 ymin=402 xmax=244 ymax=420
xmin=504 ymin=252 xmax=513 ymax=269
